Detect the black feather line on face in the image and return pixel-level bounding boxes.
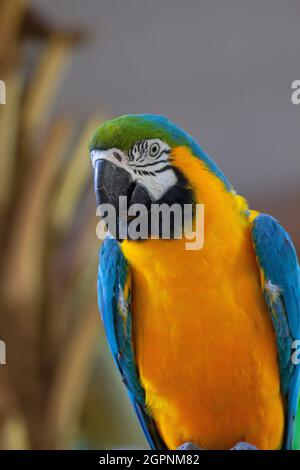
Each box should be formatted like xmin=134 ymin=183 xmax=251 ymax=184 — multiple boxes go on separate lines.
xmin=129 ymin=139 xmax=167 ymax=164
xmin=134 ymin=141 xmax=145 ymax=162
xmin=132 ymin=159 xmax=169 ymax=169
xmin=151 ymin=165 xmax=173 ymax=174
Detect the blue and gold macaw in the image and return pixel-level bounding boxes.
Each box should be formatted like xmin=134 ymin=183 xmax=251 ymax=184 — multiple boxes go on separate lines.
xmin=89 ymin=114 xmax=300 ymax=450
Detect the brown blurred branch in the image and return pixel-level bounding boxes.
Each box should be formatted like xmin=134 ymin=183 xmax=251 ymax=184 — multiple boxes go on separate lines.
xmin=0 ymin=0 xmax=29 ymax=73
xmin=0 ymin=0 xmax=104 ymax=450
xmin=44 ymin=300 xmax=99 ymax=448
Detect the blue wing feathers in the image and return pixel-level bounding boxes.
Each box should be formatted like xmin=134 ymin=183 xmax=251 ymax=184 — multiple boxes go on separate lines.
xmin=252 ymin=214 xmax=300 ymax=449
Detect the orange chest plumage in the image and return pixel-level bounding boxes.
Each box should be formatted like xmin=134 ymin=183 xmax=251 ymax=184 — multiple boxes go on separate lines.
xmin=121 ymin=149 xmax=284 ymax=450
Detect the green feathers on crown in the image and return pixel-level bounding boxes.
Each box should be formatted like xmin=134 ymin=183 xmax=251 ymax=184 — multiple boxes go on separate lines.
xmin=89 ymin=114 xmax=191 ymax=152
xmin=89 ymin=114 xmax=231 ymax=190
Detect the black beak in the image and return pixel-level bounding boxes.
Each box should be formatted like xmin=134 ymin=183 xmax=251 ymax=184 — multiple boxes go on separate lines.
xmin=93 ymin=159 xmax=153 ymax=240
xmin=94 ymin=159 xmax=133 ymax=208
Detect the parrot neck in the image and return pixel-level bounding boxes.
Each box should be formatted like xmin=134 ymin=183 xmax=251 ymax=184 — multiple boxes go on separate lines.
xmin=121 ymin=145 xmax=251 ymax=279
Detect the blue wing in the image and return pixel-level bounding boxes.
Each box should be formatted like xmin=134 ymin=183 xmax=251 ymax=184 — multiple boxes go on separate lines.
xmin=98 ymin=236 xmax=166 ymax=450
xmin=252 ymin=214 xmax=300 ymax=449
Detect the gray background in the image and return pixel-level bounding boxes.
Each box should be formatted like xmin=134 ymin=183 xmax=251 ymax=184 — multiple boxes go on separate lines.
xmin=34 ymin=0 xmax=300 ymax=197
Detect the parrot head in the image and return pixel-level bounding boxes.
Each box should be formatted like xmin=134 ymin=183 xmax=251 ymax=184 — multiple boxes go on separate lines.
xmin=89 ymin=114 xmax=231 ymax=240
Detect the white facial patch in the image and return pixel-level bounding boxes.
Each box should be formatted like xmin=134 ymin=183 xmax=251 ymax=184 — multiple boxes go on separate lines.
xmin=90 ymin=139 xmax=177 ymax=200
xmin=90 ymin=148 xmax=127 ymax=170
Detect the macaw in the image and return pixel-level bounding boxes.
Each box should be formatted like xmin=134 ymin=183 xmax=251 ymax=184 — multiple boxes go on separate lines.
xmin=89 ymin=114 xmax=300 ymax=450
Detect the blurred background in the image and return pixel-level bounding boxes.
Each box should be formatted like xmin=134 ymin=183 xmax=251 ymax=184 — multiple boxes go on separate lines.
xmin=0 ymin=0 xmax=299 ymax=450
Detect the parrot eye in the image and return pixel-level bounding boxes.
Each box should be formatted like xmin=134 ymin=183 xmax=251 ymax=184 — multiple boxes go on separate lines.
xmin=149 ymin=143 xmax=160 ymax=157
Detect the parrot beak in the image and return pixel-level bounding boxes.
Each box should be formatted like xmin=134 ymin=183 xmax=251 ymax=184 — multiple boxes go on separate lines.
xmin=93 ymin=159 xmax=133 ymax=208
xmin=93 ymin=159 xmax=152 ymax=213
xmin=93 ymin=156 xmax=155 ymax=240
